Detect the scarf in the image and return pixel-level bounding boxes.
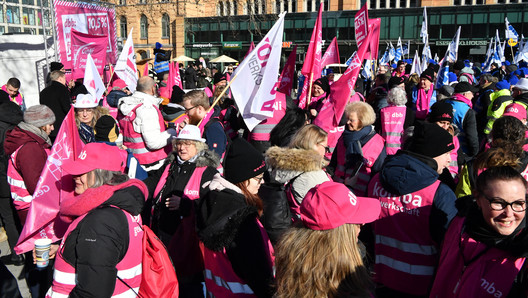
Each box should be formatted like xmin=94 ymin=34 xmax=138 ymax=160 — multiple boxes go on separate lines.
xmin=18 ymin=121 xmax=52 ymax=146
xmin=342 ymin=125 xmax=374 ymax=167
xmin=59 ymin=179 xmax=148 ymax=224
xmin=465 ymin=203 xmax=528 ymax=258
xmin=79 ymin=123 xmax=95 ymax=143
xmin=452 ymin=93 xmax=473 ymax=108
xmin=416 ymin=87 xmax=434 ymax=119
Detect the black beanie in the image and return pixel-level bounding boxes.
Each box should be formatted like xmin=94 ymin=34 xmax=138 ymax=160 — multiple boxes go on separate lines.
xmin=224 ymin=138 xmax=266 ymax=184
xmin=388 ymin=76 xmax=405 ymax=90
xmin=313 ymin=77 xmax=330 ymax=94
xmin=409 ymin=121 xmax=455 ymax=158
xmin=94 ymin=115 xmax=119 ymax=142
xmin=420 ymin=68 xmax=435 ymax=82
xmin=170 ymin=85 xmax=185 ymax=104
xmin=214 ymin=72 xmax=226 ymax=85
xmin=427 ymin=101 xmax=453 ymax=123
xmin=50 ymin=62 xmax=64 ymax=71
xmin=453 ymin=60 xmax=465 ymax=71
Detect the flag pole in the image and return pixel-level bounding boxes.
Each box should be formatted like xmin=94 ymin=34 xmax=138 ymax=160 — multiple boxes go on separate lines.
xmin=197 ymin=71 xmax=240 ymax=127
xmin=306 ymin=72 xmax=314 ymax=110
xmin=105 ymin=63 xmax=115 ymax=91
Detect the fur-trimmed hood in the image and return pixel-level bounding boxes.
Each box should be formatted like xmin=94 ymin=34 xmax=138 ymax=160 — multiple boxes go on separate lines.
xmin=165 ymin=148 xmax=220 ymax=168
xmin=265 ymin=146 xmax=324 ymax=184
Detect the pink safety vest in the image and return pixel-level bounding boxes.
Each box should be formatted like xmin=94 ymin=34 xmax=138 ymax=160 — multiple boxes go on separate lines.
xmin=380 ymin=106 xmax=406 ymax=155
xmin=1 ymin=85 xmax=23 ymax=106
xmin=333 ymin=133 xmax=385 ymax=196
xmin=7 ymin=144 xmax=50 ymax=221
xmin=429 ymin=216 xmax=525 ymax=298
xmin=47 ymin=208 xmax=143 ymax=297
xmin=449 ymin=136 xmax=460 ymax=178
xmin=248 ymin=92 xmax=287 ymax=142
xmin=368 ymin=174 xmax=441 ymax=296
xmin=200 ymin=219 xmax=274 ymax=297
xmin=154 ymin=165 xmax=206 ymax=278
xmin=119 ymin=103 xmax=171 ymax=165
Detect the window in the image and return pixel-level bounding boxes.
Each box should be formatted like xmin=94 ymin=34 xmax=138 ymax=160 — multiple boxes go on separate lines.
xmin=275 ymin=0 xmax=281 ymax=13
xmin=161 ymin=14 xmax=170 ymax=38
xmin=291 ymin=0 xmax=297 ymax=12
xmin=22 ymin=0 xmax=34 ymax=5
xmin=119 ymin=0 xmax=126 ymax=5
xmin=139 ymin=0 xmax=146 ymax=4
xmin=233 ymin=0 xmax=238 ymax=15
xmin=8 ymin=27 xmax=21 ymax=33
xmin=23 ymin=8 xmax=35 ymax=25
xmin=0 ymin=6 xmax=3 ymax=23
xmin=140 ymin=15 xmax=148 ymax=39
xmin=120 ymin=16 xmax=127 ymax=38
xmin=307 ymin=0 xmax=312 ymax=11
xmin=6 ymin=6 xmax=20 ymax=24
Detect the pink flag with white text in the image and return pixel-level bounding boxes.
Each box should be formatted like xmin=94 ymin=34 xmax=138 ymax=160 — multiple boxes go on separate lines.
xmin=70 ymin=29 xmax=108 ymax=80
xmin=277 ymin=46 xmax=297 ymax=96
xmin=313 ymin=33 xmax=371 ymax=152
xmin=321 ymin=37 xmax=340 ymax=68
xmin=168 ymin=61 xmax=183 ymax=98
xmin=354 ymin=3 xmax=369 ymax=50
xmin=298 ymin=2 xmax=323 ymax=109
xmin=15 ymin=107 xmax=84 ymax=254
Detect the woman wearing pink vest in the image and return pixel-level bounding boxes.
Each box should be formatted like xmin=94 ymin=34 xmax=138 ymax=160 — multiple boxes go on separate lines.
xmin=329 ymin=101 xmax=386 ymax=196
xmin=275 ymin=181 xmax=381 ymax=297
xmin=430 ymin=166 xmax=528 ymax=297
xmin=196 ymin=138 xmax=274 ymax=297
xmin=379 ymin=87 xmax=415 ymax=155
xmin=47 ymin=143 xmax=147 ymax=298
xmin=144 ymin=124 xmax=218 ymax=298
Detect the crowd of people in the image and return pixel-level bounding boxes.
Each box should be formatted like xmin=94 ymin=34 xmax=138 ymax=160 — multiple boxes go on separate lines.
xmin=0 ymin=55 xmax=527 ymax=298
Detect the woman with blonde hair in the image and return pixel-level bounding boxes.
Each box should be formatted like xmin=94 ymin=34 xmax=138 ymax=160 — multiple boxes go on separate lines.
xmin=265 ymin=124 xmax=331 ymax=220
xmin=74 ymin=93 xmax=109 ymax=143
xmin=275 ymin=181 xmax=380 ymax=298
xmin=329 ymin=101 xmax=386 ymax=196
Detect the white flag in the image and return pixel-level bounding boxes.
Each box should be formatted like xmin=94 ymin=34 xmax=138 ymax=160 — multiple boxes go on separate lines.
xmin=446 ymin=26 xmax=461 ymax=63
xmin=231 ymin=12 xmax=286 ymax=131
xmin=115 ymin=29 xmax=138 ymax=92
xmin=410 ymin=50 xmax=422 ymax=76
xmin=505 ymin=17 xmax=519 ymax=43
xmin=84 ymin=54 xmax=105 ymax=101
xmin=420 ymin=7 xmax=428 ymax=44
xmin=496 ymin=29 xmax=505 ymax=63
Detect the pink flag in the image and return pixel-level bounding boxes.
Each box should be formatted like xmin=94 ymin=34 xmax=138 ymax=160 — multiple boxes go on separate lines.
xmin=354 ymin=3 xmax=369 ymax=50
xmin=168 ymin=62 xmax=183 ymax=98
xmin=313 ymin=33 xmax=371 ymax=151
xmin=367 ymin=18 xmax=381 ymax=60
xmin=298 ymin=2 xmax=323 ymax=109
xmin=244 ymin=41 xmax=256 ymax=59
xmin=70 ymin=29 xmax=109 ymax=80
xmin=277 ymin=45 xmax=297 ymax=96
xmin=15 ymin=107 xmax=84 ymax=254
xmin=321 ymin=37 xmax=340 ymax=68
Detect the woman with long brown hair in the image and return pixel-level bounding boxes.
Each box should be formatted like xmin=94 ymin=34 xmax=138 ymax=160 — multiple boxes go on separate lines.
xmin=275 ymin=181 xmax=380 ymax=297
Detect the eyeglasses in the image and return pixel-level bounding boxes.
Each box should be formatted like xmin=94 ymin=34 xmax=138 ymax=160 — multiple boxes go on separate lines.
xmin=481 ymin=193 xmax=527 ymax=212
xmin=318 ymin=143 xmax=331 ymax=154
xmin=252 ymin=175 xmax=264 ymax=184
xmin=185 ymin=106 xmax=198 ymax=112
xmin=176 ymin=141 xmax=194 ymax=147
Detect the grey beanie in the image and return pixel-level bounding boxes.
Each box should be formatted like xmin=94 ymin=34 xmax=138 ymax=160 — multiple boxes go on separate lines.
xmin=24 ymin=105 xmax=56 ymax=128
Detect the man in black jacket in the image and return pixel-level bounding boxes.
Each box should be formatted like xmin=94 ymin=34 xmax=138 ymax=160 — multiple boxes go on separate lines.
xmin=39 ymin=70 xmax=71 ymax=143
xmin=185 ymin=63 xmax=198 ymax=89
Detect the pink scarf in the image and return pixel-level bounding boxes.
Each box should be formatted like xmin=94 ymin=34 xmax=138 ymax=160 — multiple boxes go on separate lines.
xmin=416 ymin=87 xmax=434 ymax=119
xmin=451 ymin=93 xmax=473 ymax=108
xmin=59 ymin=179 xmax=148 ymax=224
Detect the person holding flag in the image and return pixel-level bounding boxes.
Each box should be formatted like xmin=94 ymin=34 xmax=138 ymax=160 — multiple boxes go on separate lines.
xmin=5 ymin=105 xmax=56 ymax=298
xmin=308 ymin=77 xmax=331 ymax=118
xmin=410 ymin=68 xmax=437 ymax=120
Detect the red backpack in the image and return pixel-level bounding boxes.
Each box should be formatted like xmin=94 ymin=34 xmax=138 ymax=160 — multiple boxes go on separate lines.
xmin=119 ymin=225 xmax=179 ymax=298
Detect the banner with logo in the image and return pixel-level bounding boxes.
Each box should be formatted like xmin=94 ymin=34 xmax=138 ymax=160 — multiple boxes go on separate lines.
xmin=354 ymin=3 xmax=369 ymax=49
xmin=54 ymin=0 xmax=117 ymax=71
xmin=70 ymin=29 xmax=108 ymax=79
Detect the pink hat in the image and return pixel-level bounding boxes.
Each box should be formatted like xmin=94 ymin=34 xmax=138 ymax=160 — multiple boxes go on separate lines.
xmin=112 ymin=79 xmax=127 ymax=90
xmin=300 ymin=181 xmax=381 ymax=230
xmin=62 ymin=143 xmax=125 ymax=175
xmin=503 ymin=103 xmax=527 ymax=121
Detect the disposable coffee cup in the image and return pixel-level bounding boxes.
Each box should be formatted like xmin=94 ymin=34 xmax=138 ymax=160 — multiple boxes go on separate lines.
xmin=35 ymin=238 xmax=52 ymax=269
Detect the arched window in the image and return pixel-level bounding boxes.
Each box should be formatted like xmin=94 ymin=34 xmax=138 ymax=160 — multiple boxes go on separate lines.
xmin=119 ymin=16 xmax=127 ymax=38
xmin=140 ymin=14 xmax=148 ymax=39
xmin=161 ymin=13 xmax=169 ymax=38
xmin=232 ymin=0 xmax=238 ymax=15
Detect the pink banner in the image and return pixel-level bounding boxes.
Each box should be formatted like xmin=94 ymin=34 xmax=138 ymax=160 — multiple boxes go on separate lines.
xmin=15 ymin=106 xmax=84 ymax=254
xmin=313 ymin=33 xmax=371 ymax=152
xmin=70 ymin=29 xmax=108 ymax=80
xmin=367 ymin=18 xmax=381 ymax=60
xmin=54 ymin=0 xmax=117 ymax=71
xmin=298 ymin=2 xmax=323 ymax=109
xmin=244 ymin=41 xmax=256 ymax=59
xmin=354 ymin=3 xmax=369 ymax=50
xmin=168 ymin=62 xmax=183 ymax=98
xmin=276 ymin=45 xmax=297 ymax=96
xmin=321 ymin=37 xmax=340 ymax=68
